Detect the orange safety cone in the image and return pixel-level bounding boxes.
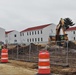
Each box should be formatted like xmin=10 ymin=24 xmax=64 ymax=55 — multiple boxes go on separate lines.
xmin=36 ymin=50 xmax=51 ymax=75
xmin=1 ymin=48 xmax=8 ymax=63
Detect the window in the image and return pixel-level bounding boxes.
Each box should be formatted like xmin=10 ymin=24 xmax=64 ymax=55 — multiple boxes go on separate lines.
xmin=41 ymin=30 xmax=42 ymax=34
xmin=30 ymin=39 xmax=31 ymax=42
xmin=35 ymin=38 xmax=37 ymax=42
xmin=27 ymin=32 xmax=28 ymax=35
xmin=38 ymin=31 xmax=39 ymax=34
xmin=14 ymin=34 xmax=17 ymax=37
xmin=30 ymin=32 xmax=31 ymax=35
xmin=27 ymin=39 xmax=29 ymax=42
xmin=21 ymin=33 xmax=24 ymax=36
xmin=74 ymin=37 xmax=75 ymax=40
xmin=23 ymin=33 xmax=24 ymax=36
xmin=14 ymin=40 xmax=17 ymax=42
xmin=73 ymin=31 xmax=75 ymax=34
xmin=41 ymin=38 xmax=43 ymax=41
xmin=38 ymin=38 xmax=39 ymax=41
xmin=32 ymin=31 xmax=34 ymax=35
xmin=32 ymin=38 xmax=34 ymax=42
xmin=35 ymin=31 xmax=36 ymax=35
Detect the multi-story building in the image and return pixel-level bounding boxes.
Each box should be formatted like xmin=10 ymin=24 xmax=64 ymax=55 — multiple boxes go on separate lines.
xmin=0 ymin=27 xmax=5 ymax=44
xmin=5 ymin=30 xmax=21 ymax=44
xmin=20 ymin=23 xmax=56 ymax=44
xmin=66 ymin=26 xmax=76 ymax=41
xmin=4 ymin=24 xmax=76 ymax=45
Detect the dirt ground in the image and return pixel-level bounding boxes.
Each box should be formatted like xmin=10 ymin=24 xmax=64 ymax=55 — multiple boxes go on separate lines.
xmin=0 ymin=60 xmax=37 ymax=75
xmin=0 ymin=60 xmax=76 ymax=75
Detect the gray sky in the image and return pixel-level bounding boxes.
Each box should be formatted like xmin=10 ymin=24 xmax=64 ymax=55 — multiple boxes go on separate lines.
xmin=0 ymin=0 xmax=76 ymax=31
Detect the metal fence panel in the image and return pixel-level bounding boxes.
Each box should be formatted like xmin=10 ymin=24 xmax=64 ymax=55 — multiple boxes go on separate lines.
xmin=8 ymin=41 xmax=76 ymax=67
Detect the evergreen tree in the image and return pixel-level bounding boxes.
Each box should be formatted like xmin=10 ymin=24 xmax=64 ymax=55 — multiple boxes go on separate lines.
xmin=63 ymin=18 xmax=75 ymax=30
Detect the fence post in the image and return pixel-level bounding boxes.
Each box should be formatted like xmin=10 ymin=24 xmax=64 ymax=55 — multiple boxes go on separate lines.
xmin=66 ymin=41 xmax=69 ymax=66
xmin=55 ymin=41 xmax=58 ymax=54
xmin=29 ymin=43 xmax=31 ymax=61
xmin=12 ymin=49 xmax=13 ymax=59
xmin=17 ymin=45 xmax=19 ymax=60
xmin=36 ymin=43 xmax=38 ymax=51
xmin=23 ymin=47 xmax=25 ymax=60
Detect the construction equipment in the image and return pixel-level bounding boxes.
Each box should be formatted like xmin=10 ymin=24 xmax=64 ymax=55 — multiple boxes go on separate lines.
xmin=48 ymin=18 xmax=75 ymax=46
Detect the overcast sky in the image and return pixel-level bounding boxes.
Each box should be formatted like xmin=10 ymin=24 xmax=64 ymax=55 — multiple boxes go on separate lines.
xmin=0 ymin=0 xmax=76 ymax=31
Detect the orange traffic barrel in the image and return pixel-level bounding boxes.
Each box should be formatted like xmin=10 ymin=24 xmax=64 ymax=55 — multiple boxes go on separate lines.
xmin=36 ymin=50 xmax=51 ymax=75
xmin=1 ymin=48 xmax=8 ymax=63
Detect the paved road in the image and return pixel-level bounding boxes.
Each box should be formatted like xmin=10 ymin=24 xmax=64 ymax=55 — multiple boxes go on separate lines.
xmin=0 ymin=63 xmax=37 ymax=75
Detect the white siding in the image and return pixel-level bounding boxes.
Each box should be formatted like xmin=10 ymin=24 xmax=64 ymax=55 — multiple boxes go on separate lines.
xmin=42 ymin=24 xmax=56 ymax=42
xmin=20 ymin=32 xmax=26 ymax=44
xmin=21 ymin=30 xmax=43 ymax=43
xmin=0 ymin=27 xmax=5 ymax=43
xmin=20 ymin=24 xmax=56 ymax=44
xmin=66 ymin=30 xmax=76 ymax=41
xmin=5 ymin=30 xmax=21 ymax=44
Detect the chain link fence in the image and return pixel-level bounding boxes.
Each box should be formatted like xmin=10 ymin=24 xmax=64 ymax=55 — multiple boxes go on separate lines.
xmin=7 ymin=41 xmax=76 ymax=67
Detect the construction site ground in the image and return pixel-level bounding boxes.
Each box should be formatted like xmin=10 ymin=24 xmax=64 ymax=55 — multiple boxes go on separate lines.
xmin=0 ymin=42 xmax=76 ymax=75
xmin=0 ymin=60 xmax=76 ymax=75
xmin=0 ymin=60 xmax=37 ymax=75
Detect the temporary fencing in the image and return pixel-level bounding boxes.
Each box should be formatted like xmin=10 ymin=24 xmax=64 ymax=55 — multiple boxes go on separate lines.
xmin=7 ymin=41 xmax=76 ymax=67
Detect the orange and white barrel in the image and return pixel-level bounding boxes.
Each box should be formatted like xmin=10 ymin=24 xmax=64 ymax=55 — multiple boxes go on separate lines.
xmin=37 ymin=50 xmax=51 ymax=75
xmin=1 ymin=49 xmax=8 ymax=63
